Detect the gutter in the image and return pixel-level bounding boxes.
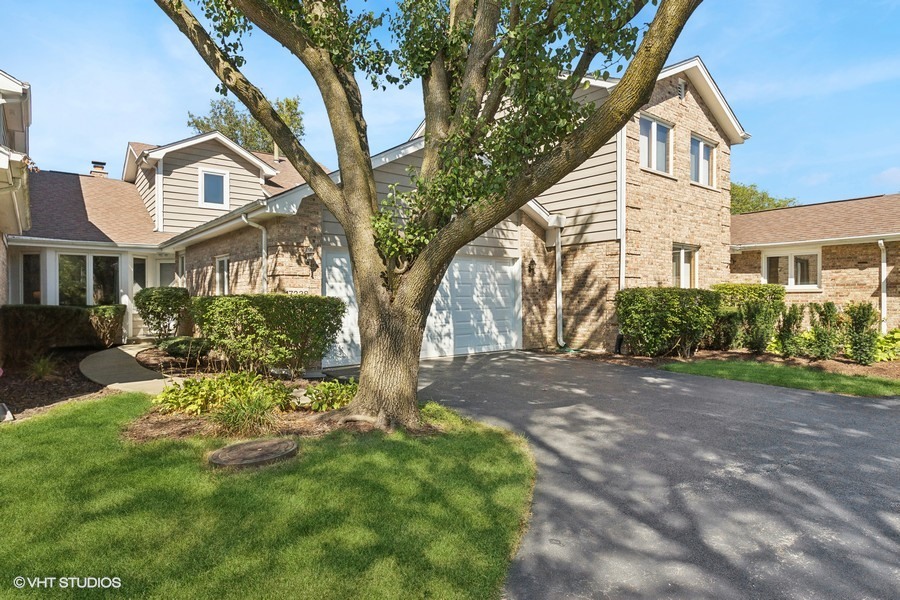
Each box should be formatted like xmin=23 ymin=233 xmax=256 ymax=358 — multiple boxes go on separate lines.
xmin=878 ymin=240 xmax=887 ymax=334
xmin=242 ymin=214 xmax=268 ymax=294
xmin=555 ymin=229 xmax=565 ymax=348
xmin=732 ymin=232 xmax=900 ymax=252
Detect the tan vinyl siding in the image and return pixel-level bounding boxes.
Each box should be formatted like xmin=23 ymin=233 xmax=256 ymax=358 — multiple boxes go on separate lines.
xmin=161 ymin=140 xmax=266 ymax=234
xmin=321 ymin=147 xmax=519 ymax=257
xmin=134 ymin=166 xmax=155 ymax=224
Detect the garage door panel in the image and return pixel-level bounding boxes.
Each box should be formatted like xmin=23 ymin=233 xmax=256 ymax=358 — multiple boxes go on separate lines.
xmin=323 ymin=251 xmax=520 ymax=367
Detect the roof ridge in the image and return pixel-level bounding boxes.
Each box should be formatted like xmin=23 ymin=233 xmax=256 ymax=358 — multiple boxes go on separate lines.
xmin=735 ymin=193 xmax=894 ymax=217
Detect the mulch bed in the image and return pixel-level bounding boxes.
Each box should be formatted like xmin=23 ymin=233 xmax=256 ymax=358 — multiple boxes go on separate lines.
xmin=565 ymin=348 xmax=900 ymax=380
xmin=0 ymin=349 xmax=112 ymax=417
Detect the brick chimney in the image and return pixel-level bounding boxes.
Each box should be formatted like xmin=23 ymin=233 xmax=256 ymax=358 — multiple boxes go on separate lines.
xmin=90 ymin=160 xmax=108 ymax=178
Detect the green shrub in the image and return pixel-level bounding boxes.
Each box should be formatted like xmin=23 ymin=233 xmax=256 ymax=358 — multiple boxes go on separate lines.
xmin=154 ymin=372 xmax=292 ymax=416
xmin=706 ymin=306 xmax=743 ymax=350
xmin=305 ymin=378 xmax=358 ymax=412
xmin=875 ymin=329 xmax=900 ymax=362
xmin=844 ymin=302 xmax=879 ymax=366
xmin=777 ymin=304 xmax=805 ymax=358
xmin=27 ymin=355 xmax=57 ymax=381
xmin=0 ymin=304 xmax=125 ymax=364
xmin=710 ymin=283 xmax=786 ymax=309
xmin=158 ymin=336 xmax=212 ymax=360
xmin=742 ymin=299 xmax=784 ymax=354
xmin=211 ymin=392 xmax=279 ymax=436
xmin=615 ymin=288 xmax=720 ymax=357
xmin=807 ymin=302 xmax=841 ymax=360
xmin=192 ymin=294 xmax=345 ymax=375
xmin=134 ymin=287 xmax=191 ymax=340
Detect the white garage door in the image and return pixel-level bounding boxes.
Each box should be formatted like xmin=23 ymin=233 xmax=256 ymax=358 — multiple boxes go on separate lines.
xmin=323 ymin=250 xmax=521 ymax=367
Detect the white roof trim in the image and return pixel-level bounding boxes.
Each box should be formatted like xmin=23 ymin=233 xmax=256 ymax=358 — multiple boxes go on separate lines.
xmin=143 ymin=131 xmax=278 ymax=178
xmin=7 ymin=235 xmax=163 ymax=251
xmin=0 ymin=70 xmax=27 ymax=95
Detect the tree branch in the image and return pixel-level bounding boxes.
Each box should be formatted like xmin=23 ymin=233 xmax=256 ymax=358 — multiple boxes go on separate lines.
xmin=154 ymin=0 xmax=344 ymax=213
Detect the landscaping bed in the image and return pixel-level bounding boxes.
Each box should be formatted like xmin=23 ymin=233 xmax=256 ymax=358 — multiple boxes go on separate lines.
xmin=0 ymin=349 xmax=110 ymax=416
xmin=0 ymin=393 xmax=535 ymax=599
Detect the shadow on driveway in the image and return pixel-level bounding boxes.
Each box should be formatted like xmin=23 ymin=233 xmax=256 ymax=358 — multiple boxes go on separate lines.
xmin=415 ymin=351 xmax=900 ymax=599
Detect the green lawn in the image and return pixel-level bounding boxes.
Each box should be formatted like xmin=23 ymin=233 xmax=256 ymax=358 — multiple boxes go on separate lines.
xmin=0 ymin=394 xmax=534 ymax=599
xmin=661 ymin=360 xmax=900 ymax=397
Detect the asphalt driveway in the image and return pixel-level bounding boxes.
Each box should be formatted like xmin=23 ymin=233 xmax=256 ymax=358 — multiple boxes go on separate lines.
xmin=415 ymin=351 xmax=900 ymax=599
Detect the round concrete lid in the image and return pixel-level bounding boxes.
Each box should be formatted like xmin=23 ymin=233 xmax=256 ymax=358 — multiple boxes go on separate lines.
xmin=209 ymin=438 xmax=298 ymax=469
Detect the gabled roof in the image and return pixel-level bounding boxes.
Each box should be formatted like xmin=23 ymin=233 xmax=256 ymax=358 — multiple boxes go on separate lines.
xmin=17 ymin=171 xmax=173 ymax=246
xmin=731 ymin=194 xmax=900 ymax=248
xmin=410 ymin=56 xmax=749 ymax=145
xmin=121 ymin=131 xmax=278 ymax=182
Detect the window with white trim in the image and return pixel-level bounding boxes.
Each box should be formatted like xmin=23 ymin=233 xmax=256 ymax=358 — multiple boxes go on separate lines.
xmin=199 ymin=169 xmax=229 ymax=208
xmin=690 ymin=136 xmax=715 ymax=187
xmin=763 ymin=250 xmax=820 ymax=289
xmin=22 ymin=254 xmax=41 ymax=305
xmin=639 ymin=116 xmax=671 ymax=174
xmin=215 ymin=256 xmax=230 ymax=296
xmin=672 ymin=245 xmax=698 ymax=288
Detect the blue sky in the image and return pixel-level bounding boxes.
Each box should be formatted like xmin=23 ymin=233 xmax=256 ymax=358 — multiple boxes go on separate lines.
xmin=4 ymin=0 xmax=900 ymax=204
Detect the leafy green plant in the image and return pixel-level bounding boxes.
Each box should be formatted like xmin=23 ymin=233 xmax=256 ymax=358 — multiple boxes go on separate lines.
xmin=154 ymin=372 xmax=291 ymax=416
xmin=706 ymin=306 xmax=743 ymax=351
xmin=211 ymin=391 xmax=279 ymax=436
xmin=158 ymin=336 xmax=212 ymax=360
xmin=875 ymin=329 xmax=900 ymax=362
xmin=844 ymin=302 xmax=879 ymax=366
xmin=777 ymin=304 xmax=805 ymax=358
xmin=27 ymin=355 xmax=57 ymax=381
xmin=742 ymin=299 xmax=784 ymax=354
xmin=134 ymin=287 xmax=191 ymax=340
xmin=87 ymin=304 xmax=126 ymax=348
xmin=807 ymin=302 xmax=842 ymax=361
xmin=305 ymin=378 xmax=358 ymax=412
xmin=710 ymin=283 xmax=786 ymax=309
xmin=615 ymin=288 xmax=720 ymax=357
xmin=192 ymin=294 xmax=345 ymax=374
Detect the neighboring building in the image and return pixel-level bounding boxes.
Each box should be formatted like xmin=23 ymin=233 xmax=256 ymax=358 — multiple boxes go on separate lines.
xmin=731 ymin=195 xmax=900 ymax=333
xmin=0 ymin=69 xmax=32 ymax=306
xmin=7 ymin=56 xmax=749 ymax=363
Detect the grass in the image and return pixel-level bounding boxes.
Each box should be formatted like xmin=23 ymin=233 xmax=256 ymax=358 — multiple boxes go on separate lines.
xmin=0 ymin=394 xmax=534 ymax=599
xmin=661 ymin=360 xmax=900 ymax=397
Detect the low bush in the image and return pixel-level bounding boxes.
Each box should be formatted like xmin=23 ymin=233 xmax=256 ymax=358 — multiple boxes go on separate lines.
xmin=844 ymin=302 xmax=879 ymax=366
xmin=875 ymin=329 xmax=900 ymax=362
xmin=157 ymin=336 xmax=212 ymax=360
xmin=211 ymin=392 xmax=279 ymax=436
xmin=134 ymin=287 xmax=191 ymax=340
xmin=710 ymin=283 xmax=786 ymax=309
xmin=0 ymin=304 xmax=125 ymax=364
xmin=305 ymin=378 xmax=358 ymax=412
xmin=27 ymin=355 xmax=57 ymax=381
xmin=706 ymin=306 xmax=743 ymax=350
xmin=807 ymin=302 xmax=841 ymax=361
xmin=777 ymin=304 xmax=805 ymax=358
xmin=742 ymin=299 xmax=784 ymax=354
xmin=615 ymin=288 xmax=720 ymax=357
xmin=154 ymin=372 xmax=292 ymax=416
xmin=192 ymin=294 xmax=345 ymax=375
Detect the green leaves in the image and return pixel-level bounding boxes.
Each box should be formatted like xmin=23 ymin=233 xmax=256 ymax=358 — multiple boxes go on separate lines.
xmin=187 ymin=95 xmax=305 ymax=152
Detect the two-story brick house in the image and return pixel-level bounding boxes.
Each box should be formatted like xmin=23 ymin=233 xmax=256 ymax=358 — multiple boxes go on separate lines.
xmin=7 ymin=57 xmax=748 ymax=364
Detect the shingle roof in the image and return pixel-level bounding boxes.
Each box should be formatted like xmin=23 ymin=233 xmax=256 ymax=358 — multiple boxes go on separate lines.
xmin=127 ymin=141 xmax=157 ymax=156
xmin=731 ymin=194 xmax=900 ymax=247
xmin=25 ymin=171 xmax=173 ymax=245
xmin=252 ymin=151 xmax=308 ymax=194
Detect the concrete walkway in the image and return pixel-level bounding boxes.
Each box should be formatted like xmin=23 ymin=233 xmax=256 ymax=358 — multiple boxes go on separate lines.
xmin=79 ymin=344 xmax=169 ymax=394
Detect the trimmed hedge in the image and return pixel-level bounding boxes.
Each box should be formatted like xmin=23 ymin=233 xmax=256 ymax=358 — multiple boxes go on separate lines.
xmin=710 ymin=283 xmax=786 ymax=308
xmin=0 ymin=304 xmax=125 ymax=365
xmin=615 ymin=287 xmax=720 ymax=357
xmin=192 ymin=294 xmax=345 ymax=375
xmin=134 ymin=287 xmax=191 ymax=340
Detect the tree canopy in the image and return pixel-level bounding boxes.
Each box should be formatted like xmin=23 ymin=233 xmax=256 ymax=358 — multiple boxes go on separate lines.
xmin=731 ymin=182 xmax=797 ymax=214
xmin=187 ymin=96 xmax=303 ymax=153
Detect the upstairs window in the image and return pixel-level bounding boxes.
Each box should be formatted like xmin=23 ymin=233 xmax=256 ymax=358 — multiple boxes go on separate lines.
xmin=639 ymin=116 xmax=671 ymax=174
xmin=199 ymin=169 xmax=228 ymax=208
xmin=690 ymin=137 xmax=715 ymax=187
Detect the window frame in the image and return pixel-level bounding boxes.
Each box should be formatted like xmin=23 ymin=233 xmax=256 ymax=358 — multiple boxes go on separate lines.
xmin=690 ymin=134 xmax=717 ymax=188
xmin=761 ymin=247 xmax=822 ymax=291
xmin=56 ymin=252 xmax=121 ymax=306
xmin=21 ymin=253 xmax=42 ymax=305
xmin=639 ymin=114 xmax=673 ymax=176
xmin=198 ymin=168 xmax=230 ymax=209
xmin=672 ymin=244 xmax=699 ymax=289
xmin=215 ymin=255 xmax=230 ymax=296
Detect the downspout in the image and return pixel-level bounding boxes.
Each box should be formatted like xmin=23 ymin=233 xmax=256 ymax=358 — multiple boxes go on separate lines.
xmin=556 ymin=230 xmax=566 ymax=348
xmin=878 ymin=239 xmax=887 ymax=334
xmin=242 ymin=214 xmax=268 ymax=294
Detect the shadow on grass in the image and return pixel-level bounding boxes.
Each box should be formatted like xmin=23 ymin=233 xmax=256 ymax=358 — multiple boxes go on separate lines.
xmin=0 ymin=395 xmax=534 ymax=599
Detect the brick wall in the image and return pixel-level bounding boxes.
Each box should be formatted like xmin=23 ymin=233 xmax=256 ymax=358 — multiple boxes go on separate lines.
xmin=624 ymin=75 xmax=732 ymax=290
xmin=561 ymin=240 xmax=621 ymax=349
xmin=0 ymin=235 xmax=7 ymax=305
xmin=729 ymin=242 xmax=900 ymax=330
xmin=184 ymin=198 xmax=323 ymax=297
xmin=520 ymin=214 xmax=557 ymax=349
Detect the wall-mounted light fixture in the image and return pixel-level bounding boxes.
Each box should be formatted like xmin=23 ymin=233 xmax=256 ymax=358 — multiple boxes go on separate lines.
xmin=527 ymin=258 xmax=537 ymax=276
